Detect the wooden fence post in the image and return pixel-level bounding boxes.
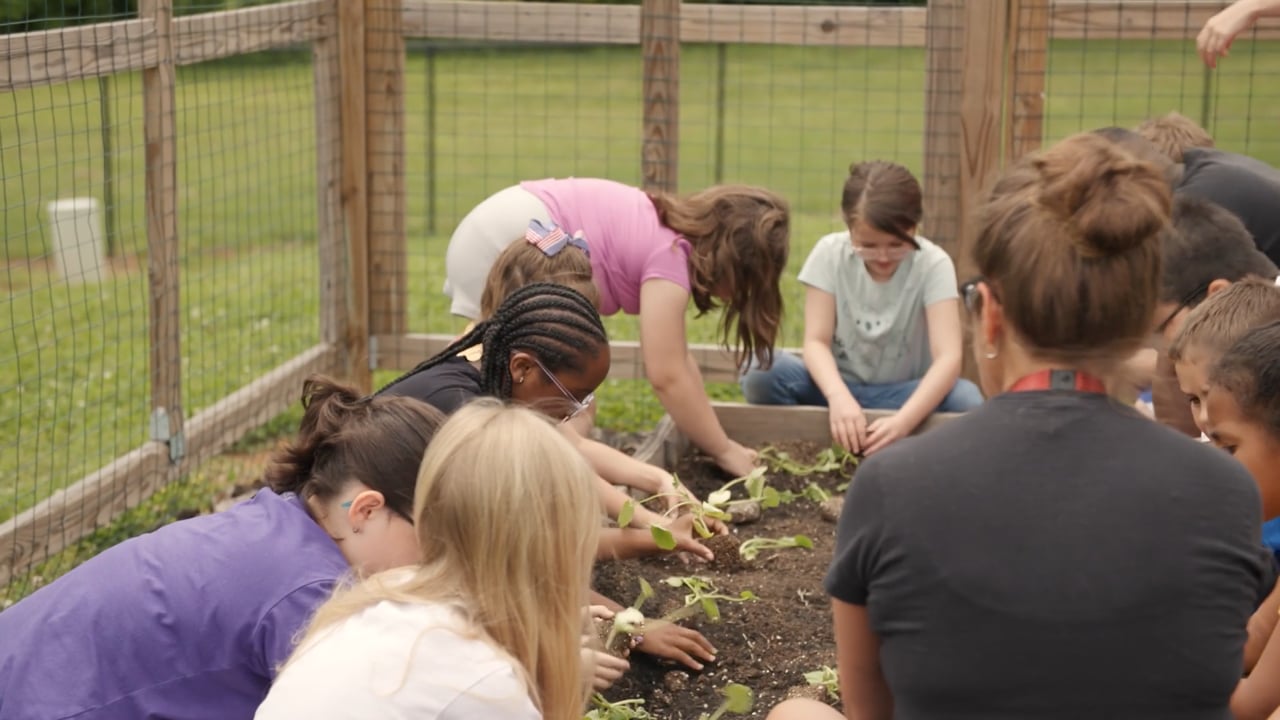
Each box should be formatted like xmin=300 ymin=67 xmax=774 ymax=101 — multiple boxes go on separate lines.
xmin=367 ymin=0 xmax=407 ymax=339
xmin=315 ymin=14 xmax=346 ymax=368
xmin=141 ymin=0 xmax=184 ymax=461
xmin=641 ymin=0 xmax=679 ymax=193
xmin=1007 ymin=0 xmax=1049 ymax=162
xmin=339 ymin=0 xmax=372 ymax=391
xmin=923 ymin=0 xmax=1011 ymax=386
xmin=922 ymin=0 xmax=1009 ymax=281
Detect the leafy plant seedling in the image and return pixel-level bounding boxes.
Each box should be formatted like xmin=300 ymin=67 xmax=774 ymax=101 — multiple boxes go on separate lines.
xmin=662 ymin=575 xmax=757 ymax=622
xmin=738 ymin=534 xmax=814 ymax=561
xmin=602 ymin=578 xmax=654 ymax=654
xmin=583 ymin=693 xmax=654 ymax=720
xmin=696 ymin=682 xmax=755 ymax=720
xmin=618 ymin=475 xmax=731 ymax=551
xmin=803 ymin=665 xmax=840 ymax=701
xmin=758 ymin=444 xmax=858 ymax=476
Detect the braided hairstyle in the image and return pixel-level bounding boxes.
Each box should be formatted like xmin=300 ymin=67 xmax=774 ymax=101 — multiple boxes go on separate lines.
xmin=378 ymin=283 xmax=608 ymax=400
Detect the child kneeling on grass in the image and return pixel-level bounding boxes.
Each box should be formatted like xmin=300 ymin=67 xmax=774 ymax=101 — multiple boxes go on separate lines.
xmin=255 ymin=401 xmax=599 ymax=720
xmin=1184 ymin=320 xmax=1280 ymax=720
xmin=0 ymin=376 xmax=446 ymax=720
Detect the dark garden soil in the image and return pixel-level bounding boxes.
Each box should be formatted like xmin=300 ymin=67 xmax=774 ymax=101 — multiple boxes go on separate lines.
xmin=592 ymin=441 xmax=853 ymax=719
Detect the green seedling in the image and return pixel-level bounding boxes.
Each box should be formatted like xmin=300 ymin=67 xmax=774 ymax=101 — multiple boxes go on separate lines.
xmin=584 ymin=693 xmax=654 ymax=720
xmin=758 ymin=444 xmax=858 ymax=476
xmin=602 ymin=579 xmax=655 ymax=653
xmin=618 ymin=475 xmax=731 ymax=551
xmin=803 ymin=665 xmax=841 ymax=701
xmin=738 ymin=534 xmax=814 ymax=561
xmin=696 ymin=683 xmax=755 ymax=720
xmin=706 ymin=466 xmax=793 ymax=510
xmin=662 ymin=575 xmax=757 ymax=622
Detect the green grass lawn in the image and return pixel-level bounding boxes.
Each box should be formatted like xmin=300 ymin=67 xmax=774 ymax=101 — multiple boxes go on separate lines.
xmin=3 ymin=38 xmax=1280 ymax=527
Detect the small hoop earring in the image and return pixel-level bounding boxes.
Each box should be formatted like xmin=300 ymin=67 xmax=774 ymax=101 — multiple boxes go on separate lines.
xmin=984 ymin=348 xmax=999 ymax=360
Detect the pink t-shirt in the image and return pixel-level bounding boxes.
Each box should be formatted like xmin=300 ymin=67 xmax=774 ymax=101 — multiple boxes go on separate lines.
xmin=520 ymin=178 xmax=692 ymax=316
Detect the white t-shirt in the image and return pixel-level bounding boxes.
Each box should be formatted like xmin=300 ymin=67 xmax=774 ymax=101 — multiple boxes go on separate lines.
xmin=255 ymin=599 xmax=540 ymax=720
xmin=798 ymin=232 xmax=958 ymax=384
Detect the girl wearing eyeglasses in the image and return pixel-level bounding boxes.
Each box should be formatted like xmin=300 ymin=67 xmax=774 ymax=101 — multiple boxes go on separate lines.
xmin=741 ymin=161 xmax=983 ymax=456
xmin=376 ymin=282 xmax=720 ymax=679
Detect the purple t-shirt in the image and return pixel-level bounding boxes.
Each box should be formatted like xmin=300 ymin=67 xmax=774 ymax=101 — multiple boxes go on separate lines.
xmin=521 ymin=177 xmax=693 ymax=315
xmin=0 ymin=489 xmax=348 ymax=720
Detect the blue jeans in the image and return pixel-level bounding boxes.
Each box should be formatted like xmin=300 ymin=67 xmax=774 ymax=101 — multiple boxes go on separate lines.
xmin=740 ymin=352 xmax=985 ymax=411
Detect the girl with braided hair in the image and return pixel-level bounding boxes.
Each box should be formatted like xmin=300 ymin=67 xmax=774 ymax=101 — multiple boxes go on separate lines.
xmin=0 ymin=376 xmax=446 ymax=719
xmin=444 ymin=181 xmax=790 ymax=479
xmin=379 ymin=282 xmax=720 ymax=677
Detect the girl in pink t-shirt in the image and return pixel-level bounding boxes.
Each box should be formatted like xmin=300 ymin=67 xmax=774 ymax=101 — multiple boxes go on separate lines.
xmin=443 ymin=177 xmax=790 ymax=478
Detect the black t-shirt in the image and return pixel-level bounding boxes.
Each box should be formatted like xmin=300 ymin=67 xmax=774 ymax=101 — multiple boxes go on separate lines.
xmin=380 ymin=356 xmax=482 ymax=415
xmin=826 ymin=391 xmax=1273 ymax=720
xmin=1178 ymin=147 xmax=1280 ymax=265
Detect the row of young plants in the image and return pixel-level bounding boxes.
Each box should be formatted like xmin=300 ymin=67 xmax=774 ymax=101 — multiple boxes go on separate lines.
xmin=588 ymin=445 xmax=857 ymax=719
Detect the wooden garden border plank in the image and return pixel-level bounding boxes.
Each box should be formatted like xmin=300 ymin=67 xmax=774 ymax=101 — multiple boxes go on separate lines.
xmin=0 ymin=19 xmax=156 ymax=91
xmin=0 ymin=344 xmax=341 ymax=588
xmin=173 ymin=0 xmax=334 ymax=66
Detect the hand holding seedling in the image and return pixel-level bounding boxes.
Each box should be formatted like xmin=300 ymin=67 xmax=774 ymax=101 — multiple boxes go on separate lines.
xmin=582 ymin=605 xmax=630 ymax=690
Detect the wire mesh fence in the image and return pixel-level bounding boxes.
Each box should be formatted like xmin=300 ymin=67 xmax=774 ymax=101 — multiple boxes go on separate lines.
xmin=5 ymin=0 xmax=1280 ymax=601
xmin=1 ymin=0 xmax=340 ymax=601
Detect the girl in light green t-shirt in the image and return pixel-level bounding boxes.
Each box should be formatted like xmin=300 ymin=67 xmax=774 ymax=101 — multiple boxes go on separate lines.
xmin=740 ymin=161 xmax=983 ymax=455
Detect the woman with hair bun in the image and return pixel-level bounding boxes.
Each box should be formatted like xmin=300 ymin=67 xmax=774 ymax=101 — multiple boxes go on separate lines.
xmin=768 ymin=133 xmax=1273 ymax=720
xmin=0 ymin=377 xmax=446 ymax=720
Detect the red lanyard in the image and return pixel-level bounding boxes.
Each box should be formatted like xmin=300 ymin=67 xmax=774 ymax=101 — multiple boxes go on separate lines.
xmin=1007 ymin=369 xmax=1107 ymax=394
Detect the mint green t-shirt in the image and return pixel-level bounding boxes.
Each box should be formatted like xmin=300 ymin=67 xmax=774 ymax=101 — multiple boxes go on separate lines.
xmin=798 ymin=232 xmax=957 ymax=384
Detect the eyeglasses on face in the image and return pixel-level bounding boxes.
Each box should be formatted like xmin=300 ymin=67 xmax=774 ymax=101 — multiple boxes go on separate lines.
xmin=529 ymin=355 xmax=594 ymax=424
xmin=960 ymin=276 xmax=991 ymax=314
xmin=851 ymin=243 xmax=914 ymax=262
xmin=1154 ymin=282 xmax=1211 ymax=336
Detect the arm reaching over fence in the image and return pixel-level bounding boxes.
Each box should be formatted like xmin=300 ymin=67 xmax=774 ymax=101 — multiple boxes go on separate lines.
xmin=1198 ymin=0 xmax=1280 ymax=67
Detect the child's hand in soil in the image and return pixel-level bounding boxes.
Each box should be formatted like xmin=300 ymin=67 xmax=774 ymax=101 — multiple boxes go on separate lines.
xmin=635 ymin=622 xmax=717 ymax=671
xmin=711 ymin=440 xmax=759 ymax=478
xmin=661 ymin=513 xmax=722 ymax=563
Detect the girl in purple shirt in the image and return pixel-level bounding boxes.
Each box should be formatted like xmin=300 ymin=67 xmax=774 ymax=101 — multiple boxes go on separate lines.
xmin=0 ymin=377 xmax=445 ymax=720
xmin=444 ymin=178 xmax=790 ymax=478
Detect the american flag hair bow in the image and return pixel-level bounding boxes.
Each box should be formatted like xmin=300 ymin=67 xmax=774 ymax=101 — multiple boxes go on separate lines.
xmin=525 ymin=219 xmax=590 ymax=258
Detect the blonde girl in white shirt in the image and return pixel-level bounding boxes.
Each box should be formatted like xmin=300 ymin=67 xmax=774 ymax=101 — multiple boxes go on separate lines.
xmin=256 ymin=400 xmax=601 ymax=720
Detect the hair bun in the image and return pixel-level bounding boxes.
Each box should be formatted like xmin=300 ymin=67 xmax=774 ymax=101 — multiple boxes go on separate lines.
xmin=1031 ymin=133 xmax=1171 ymax=257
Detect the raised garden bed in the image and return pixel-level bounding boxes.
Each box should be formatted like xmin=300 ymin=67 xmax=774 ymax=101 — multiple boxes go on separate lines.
xmin=590 ymin=403 xmax=956 ymax=720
